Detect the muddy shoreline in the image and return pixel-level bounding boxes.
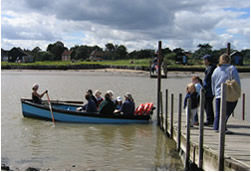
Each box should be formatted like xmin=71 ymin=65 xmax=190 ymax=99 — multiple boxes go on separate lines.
xmin=2 ymin=64 xmax=250 ymax=72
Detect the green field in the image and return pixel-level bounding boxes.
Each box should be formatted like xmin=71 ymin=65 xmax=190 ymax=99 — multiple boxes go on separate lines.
xmin=1 ymin=58 xmax=249 ymax=71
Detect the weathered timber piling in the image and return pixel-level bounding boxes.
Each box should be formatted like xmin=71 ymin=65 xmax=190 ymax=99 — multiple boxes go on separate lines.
xmin=159 ymin=91 xmax=164 ymax=130
xmin=242 ymin=93 xmax=245 ymax=120
xmin=177 ymin=93 xmax=182 ymax=152
xmin=185 ymin=98 xmax=191 ymax=170
xmin=165 ymin=89 xmax=168 ymax=134
xmin=199 ymin=88 xmax=205 ymax=169
xmin=170 ymin=93 xmax=174 ymax=139
xmin=218 ymin=83 xmax=227 ymax=171
xmin=157 ymin=41 xmax=163 ymax=126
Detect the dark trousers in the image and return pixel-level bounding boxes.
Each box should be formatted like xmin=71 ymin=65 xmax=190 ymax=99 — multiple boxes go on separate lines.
xmin=204 ymin=97 xmax=214 ymax=124
xmin=213 ymin=98 xmax=237 ymax=130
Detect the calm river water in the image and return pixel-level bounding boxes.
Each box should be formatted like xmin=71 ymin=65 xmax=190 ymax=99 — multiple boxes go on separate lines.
xmin=1 ymin=69 xmax=249 ymax=170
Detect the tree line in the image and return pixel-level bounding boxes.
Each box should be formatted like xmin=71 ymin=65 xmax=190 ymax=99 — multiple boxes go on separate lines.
xmin=23 ymin=41 xmax=250 ymax=63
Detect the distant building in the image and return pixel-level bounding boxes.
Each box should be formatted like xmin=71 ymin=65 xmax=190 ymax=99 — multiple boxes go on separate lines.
xmin=230 ymin=51 xmax=243 ymax=65
xmin=1 ymin=49 xmax=9 ymax=61
xmin=176 ymin=52 xmax=192 ymax=65
xmin=7 ymin=47 xmax=33 ymax=63
xmin=61 ymin=50 xmax=72 ymax=61
xmin=88 ymin=50 xmax=106 ymax=61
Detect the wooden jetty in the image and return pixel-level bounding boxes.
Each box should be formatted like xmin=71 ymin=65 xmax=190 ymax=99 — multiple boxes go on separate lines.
xmin=154 ymin=41 xmax=249 ymax=170
xmin=158 ymin=89 xmax=250 ymax=171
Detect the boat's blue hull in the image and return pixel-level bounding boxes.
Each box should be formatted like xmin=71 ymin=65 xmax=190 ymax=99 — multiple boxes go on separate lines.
xmin=21 ymin=99 xmax=151 ymax=124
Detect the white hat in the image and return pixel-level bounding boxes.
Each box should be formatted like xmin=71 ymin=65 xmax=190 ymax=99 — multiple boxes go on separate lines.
xmin=124 ymin=92 xmax=133 ymax=100
xmin=95 ymin=90 xmax=102 ymax=96
xmin=116 ymin=96 xmax=122 ymax=102
xmin=107 ymin=90 xmax=114 ymax=96
xmin=32 ymin=83 xmax=39 ymax=90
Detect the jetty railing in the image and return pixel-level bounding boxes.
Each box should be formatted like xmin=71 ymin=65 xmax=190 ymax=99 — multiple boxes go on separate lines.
xmin=157 ymin=85 xmax=249 ymax=171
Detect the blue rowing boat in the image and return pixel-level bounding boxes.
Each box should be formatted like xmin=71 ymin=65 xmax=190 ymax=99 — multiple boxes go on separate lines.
xmin=21 ymin=99 xmax=152 ymax=124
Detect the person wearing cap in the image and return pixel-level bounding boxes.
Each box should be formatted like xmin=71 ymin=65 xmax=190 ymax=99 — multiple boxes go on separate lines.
xmin=201 ymin=54 xmax=216 ymax=126
xmin=98 ymin=93 xmax=116 ymax=115
xmin=32 ymin=83 xmax=48 ymax=104
xmin=115 ymin=96 xmax=123 ymax=110
xmin=117 ymin=92 xmax=135 ymax=116
xmin=95 ymin=90 xmax=103 ymax=107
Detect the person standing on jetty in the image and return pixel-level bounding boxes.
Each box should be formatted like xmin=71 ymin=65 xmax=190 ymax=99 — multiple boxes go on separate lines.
xmin=192 ymin=76 xmax=203 ymax=125
xmin=184 ymin=83 xmax=199 ymax=127
xmin=32 ymin=83 xmax=48 ymax=104
xmin=211 ymin=54 xmax=241 ymax=133
xmin=201 ymin=54 xmax=216 ymax=126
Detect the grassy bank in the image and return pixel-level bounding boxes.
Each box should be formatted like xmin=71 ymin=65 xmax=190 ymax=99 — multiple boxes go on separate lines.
xmin=1 ymin=59 xmax=250 ymax=72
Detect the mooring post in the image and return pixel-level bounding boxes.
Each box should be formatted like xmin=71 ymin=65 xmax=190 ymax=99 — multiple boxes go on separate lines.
xmin=199 ymin=88 xmax=205 ymax=169
xmin=170 ymin=93 xmax=174 ymax=139
xmin=218 ymin=83 xmax=227 ymax=171
xmin=177 ymin=93 xmax=182 ymax=152
xmin=185 ymin=98 xmax=191 ymax=171
xmin=157 ymin=41 xmax=162 ymax=126
xmin=160 ymin=91 xmax=164 ymax=130
xmin=165 ymin=89 xmax=168 ymax=134
xmin=227 ymin=42 xmax=231 ymax=56
xmin=242 ymin=93 xmax=245 ymax=121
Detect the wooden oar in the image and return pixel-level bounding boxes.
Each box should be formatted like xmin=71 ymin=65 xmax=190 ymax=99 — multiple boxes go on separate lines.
xmin=46 ymin=92 xmax=55 ymax=125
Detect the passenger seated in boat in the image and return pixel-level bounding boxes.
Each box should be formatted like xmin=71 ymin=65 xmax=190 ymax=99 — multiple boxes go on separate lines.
xmin=82 ymin=93 xmax=97 ymax=113
xmin=32 ymin=83 xmax=47 ymax=104
xmin=107 ymin=90 xmax=115 ymax=103
xmin=94 ymin=90 xmax=103 ymax=107
xmin=115 ymin=96 xmax=123 ymax=110
xmin=98 ymin=93 xmax=115 ymax=115
xmin=114 ymin=92 xmax=135 ymax=116
xmin=87 ymin=89 xmax=98 ymax=106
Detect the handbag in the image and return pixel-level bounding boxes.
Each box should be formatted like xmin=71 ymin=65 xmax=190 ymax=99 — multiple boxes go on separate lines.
xmin=225 ymin=66 xmax=241 ymax=102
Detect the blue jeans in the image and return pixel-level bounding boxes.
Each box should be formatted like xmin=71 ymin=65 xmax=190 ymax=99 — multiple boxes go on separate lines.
xmin=213 ymin=98 xmax=237 ymax=130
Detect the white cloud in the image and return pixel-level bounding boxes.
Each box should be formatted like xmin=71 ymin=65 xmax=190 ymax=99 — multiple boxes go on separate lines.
xmin=1 ymin=0 xmax=250 ymax=52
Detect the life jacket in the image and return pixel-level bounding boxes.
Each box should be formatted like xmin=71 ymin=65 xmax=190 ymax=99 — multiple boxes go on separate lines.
xmin=135 ymin=103 xmax=154 ymax=115
xmin=135 ymin=103 xmax=145 ymax=115
xmin=145 ymin=103 xmax=153 ymax=115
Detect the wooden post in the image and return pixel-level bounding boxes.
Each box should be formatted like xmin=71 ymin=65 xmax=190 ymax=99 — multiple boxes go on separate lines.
xmin=165 ymin=89 xmax=168 ymax=134
xmin=199 ymin=88 xmax=205 ymax=169
xmin=185 ymin=98 xmax=191 ymax=171
xmin=170 ymin=93 xmax=174 ymax=138
xmin=227 ymin=42 xmax=231 ymax=56
xmin=218 ymin=83 xmax=227 ymax=171
xmin=157 ymin=41 xmax=162 ymax=126
xmin=177 ymin=93 xmax=182 ymax=152
xmin=242 ymin=93 xmax=245 ymax=121
xmin=160 ymin=91 xmax=164 ymax=130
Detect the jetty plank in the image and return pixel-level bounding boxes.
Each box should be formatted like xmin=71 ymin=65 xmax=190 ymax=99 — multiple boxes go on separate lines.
xmin=165 ymin=110 xmax=250 ymax=171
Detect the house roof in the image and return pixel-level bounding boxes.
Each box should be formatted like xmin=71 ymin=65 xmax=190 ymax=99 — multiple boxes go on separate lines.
xmin=9 ymin=47 xmax=31 ymax=58
xmin=62 ymin=50 xmax=72 ymax=56
xmin=1 ymin=49 xmax=9 ymax=56
xmin=230 ymin=51 xmax=242 ymax=57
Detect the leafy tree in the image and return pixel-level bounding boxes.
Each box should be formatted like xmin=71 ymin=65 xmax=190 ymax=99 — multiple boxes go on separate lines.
xmin=46 ymin=41 xmax=67 ymax=60
xmin=116 ymin=45 xmax=128 ymax=59
xmin=37 ymin=51 xmax=54 ymax=61
xmin=70 ymin=45 xmax=103 ymax=60
xmin=128 ymin=49 xmax=154 ymax=59
xmin=192 ymin=43 xmax=213 ymax=59
xmin=105 ymin=43 xmax=115 ymax=52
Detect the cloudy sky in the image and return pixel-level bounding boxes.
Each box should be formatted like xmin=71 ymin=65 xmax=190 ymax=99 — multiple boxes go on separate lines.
xmin=1 ymin=0 xmax=250 ymax=52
